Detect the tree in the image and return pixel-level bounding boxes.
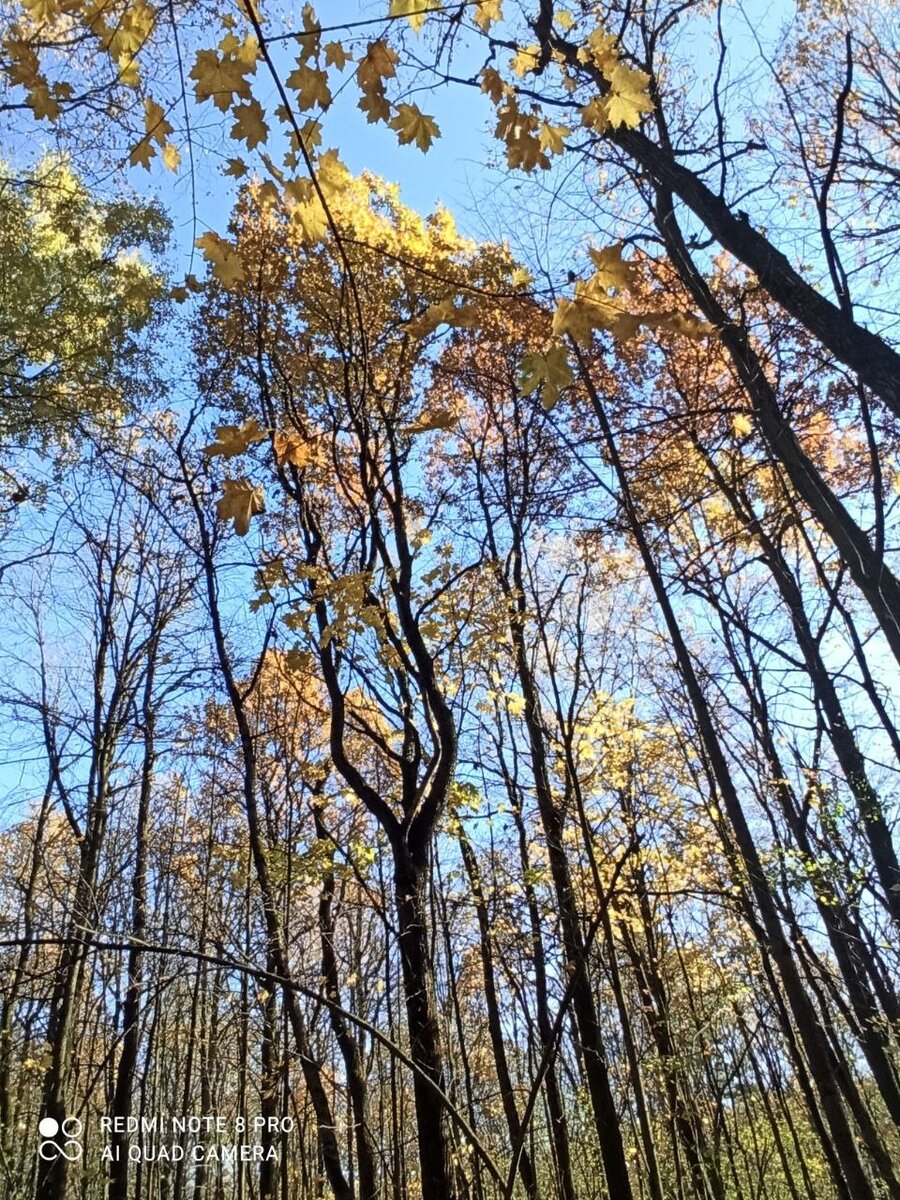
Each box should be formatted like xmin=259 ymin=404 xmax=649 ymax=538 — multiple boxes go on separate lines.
xmin=0 ymin=156 xmax=168 ymax=447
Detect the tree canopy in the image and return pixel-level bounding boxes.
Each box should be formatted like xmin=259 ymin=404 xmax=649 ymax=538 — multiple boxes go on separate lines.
xmin=0 ymin=4 xmax=899 ymax=1200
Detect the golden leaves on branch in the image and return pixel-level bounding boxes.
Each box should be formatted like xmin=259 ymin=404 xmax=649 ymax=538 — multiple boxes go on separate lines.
xmin=551 ymin=245 xmax=707 ymax=347
xmin=204 ymin=423 xmax=319 ymax=536
xmin=576 ymin=43 xmax=653 ymax=131
xmin=129 ymin=96 xmax=179 ymax=169
xmin=604 ymin=64 xmax=654 ymax=128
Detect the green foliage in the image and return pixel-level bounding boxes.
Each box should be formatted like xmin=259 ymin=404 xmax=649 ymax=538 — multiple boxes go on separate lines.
xmin=0 ymin=156 xmax=169 ymax=444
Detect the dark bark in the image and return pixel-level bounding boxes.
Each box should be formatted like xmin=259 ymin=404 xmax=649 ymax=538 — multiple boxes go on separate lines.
xmin=457 ymin=820 xmax=539 ymax=1200
xmin=313 ymin=806 xmax=379 ymax=1200
xmin=577 ymin=356 xmax=881 ymax=1200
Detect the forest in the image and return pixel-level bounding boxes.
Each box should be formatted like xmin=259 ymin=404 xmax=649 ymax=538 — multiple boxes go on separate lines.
xmin=0 ymin=1 xmax=898 ymax=1199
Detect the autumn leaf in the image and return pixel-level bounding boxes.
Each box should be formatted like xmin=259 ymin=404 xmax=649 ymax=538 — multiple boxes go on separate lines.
xmin=230 ymin=98 xmax=269 ymax=149
xmin=519 ymin=346 xmax=574 ymax=409
xmin=604 ymin=63 xmax=654 ymax=128
xmin=732 ymin=413 xmax=753 ymax=437
xmin=190 ymin=48 xmax=255 ymax=112
xmin=473 ymin=0 xmax=502 ymax=32
xmin=389 ymin=0 xmax=441 ymax=32
xmin=216 ymin=478 xmax=265 ymax=535
xmin=129 ymin=137 xmax=156 ymax=170
xmin=390 ymin=104 xmax=440 ymax=152
xmin=580 ymin=29 xmax=619 ymax=72
xmin=203 ymin=419 xmax=268 ymax=459
xmin=356 ymin=41 xmax=398 ymax=91
xmin=274 ymin=430 xmax=318 ymax=467
xmin=144 ymin=97 xmax=173 ymax=144
xmin=196 ymin=232 xmax=246 ymax=286
xmin=402 ymin=406 xmax=459 ymax=434
xmin=358 ymin=91 xmax=391 ymax=124
xmin=480 ymin=67 xmax=507 ymax=104
xmin=587 ymin=244 xmax=636 ymax=291
xmin=162 ymin=142 xmax=181 ymax=171
xmin=292 ymin=197 xmax=329 ymax=243
xmin=296 ymin=118 xmax=323 ymax=153
xmin=539 ymin=121 xmax=568 ymax=155
xmin=316 ymin=148 xmax=350 ymax=197
xmin=551 ymin=297 xmax=601 ymax=344
xmin=324 ymin=42 xmax=352 ymax=70
xmin=511 ymin=44 xmax=540 ymax=78
xmin=285 ymin=62 xmax=331 ymax=110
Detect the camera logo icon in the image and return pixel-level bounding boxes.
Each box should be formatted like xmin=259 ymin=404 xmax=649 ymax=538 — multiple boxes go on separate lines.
xmin=38 ymin=1117 xmax=83 ymax=1162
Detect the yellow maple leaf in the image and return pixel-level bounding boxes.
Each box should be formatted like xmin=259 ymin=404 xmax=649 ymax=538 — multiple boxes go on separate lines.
xmin=223 ymin=157 xmax=248 ymax=177
xmin=129 ymin=137 xmax=156 ymax=170
xmin=581 ymin=29 xmax=619 ymax=72
xmin=604 ymin=63 xmax=653 ymax=128
xmin=203 ymin=419 xmax=268 ymax=459
xmin=390 ymin=104 xmax=440 ymax=152
xmin=518 ymin=346 xmax=574 ymax=409
xmin=196 ymin=232 xmax=247 ymax=286
xmin=216 ymin=478 xmax=265 ymax=536
xmin=587 ymin=245 xmax=636 ymax=291
xmin=402 ymin=406 xmax=460 ymax=434
xmin=274 ymin=430 xmax=315 ymax=467
xmin=162 ymin=141 xmax=181 ymax=171
xmin=324 ymin=42 xmax=352 ymax=70
xmin=506 ymin=128 xmax=549 ymax=172
xmin=285 ymin=62 xmax=331 ymax=110
xmin=356 ymin=41 xmax=398 ymax=91
xmin=552 ymin=297 xmax=600 ymax=344
xmin=144 ymin=97 xmax=173 ymax=144
xmin=405 ymin=304 xmax=445 ymax=337
xmin=296 ymin=118 xmax=323 ymax=152
xmin=358 ymin=91 xmax=391 ymax=124
xmin=22 ymin=0 xmax=58 ymax=20
xmin=316 ymin=148 xmax=350 ymax=198
xmin=292 ymin=196 xmax=329 ymax=243
xmin=580 ymin=96 xmax=609 ymax=132
xmin=473 ymin=0 xmax=502 ymax=32
xmin=26 ymin=80 xmax=61 ymax=122
xmin=480 ymin=67 xmax=507 ymax=104
xmin=511 ymin=44 xmax=541 ymax=78
xmin=190 ymin=48 xmax=254 ymax=112
xmin=4 ymin=42 xmax=39 ymax=88
xmin=732 ymin=413 xmax=753 ymax=437
xmin=539 ymin=120 xmax=567 ymax=154
xmin=389 ymin=0 xmax=441 ymax=32
xmin=230 ymin=98 xmax=269 ymax=148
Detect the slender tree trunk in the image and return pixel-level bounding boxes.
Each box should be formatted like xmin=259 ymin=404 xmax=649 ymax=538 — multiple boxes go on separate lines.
xmin=109 ymin=650 xmax=158 ymax=1200
xmin=578 ymin=359 xmax=881 ymax=1200
xmin=313 ymin=807 xmax=379 ymax=1200
xmin=392 ymin=841 xmax=456 ymax=1200
xmin=456 ymin=820 xmax=539 ymax=1200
